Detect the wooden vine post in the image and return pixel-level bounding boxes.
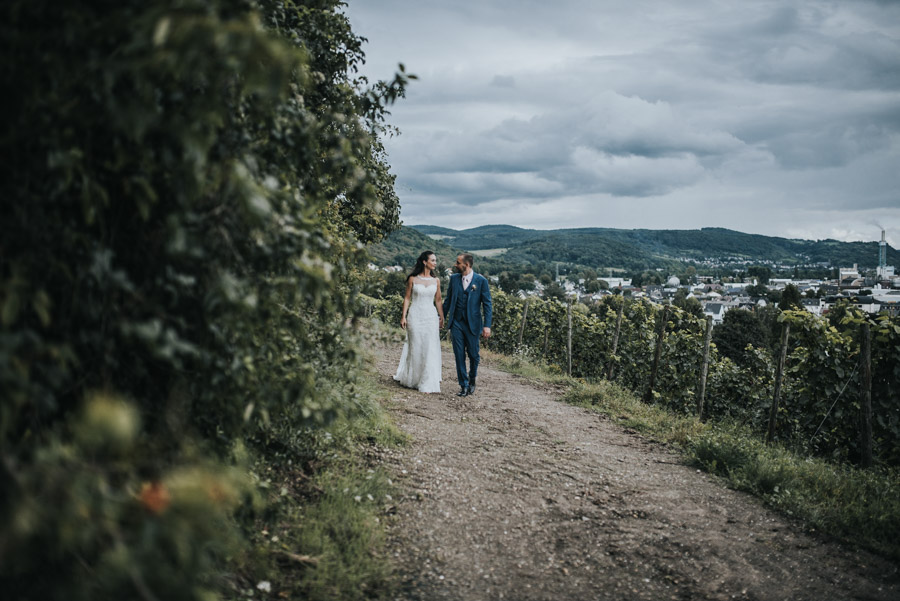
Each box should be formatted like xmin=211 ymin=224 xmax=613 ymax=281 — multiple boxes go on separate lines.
xmin=696 ymin=315 xmax=713 ymax=420
xmin=517 ymin=297 xmax=530 ymax=347
xmin=607 ymin=299 xmax=624 ymax=380
xmin=859 ymin=322 xmax=873 ymax=468
xmin=643 ymin=305 xmax=669 ymax=404
xmin=766 ymin=322 xmax=791 ymax=444
xmin=567 ymin=300 xmax=573 ymax=377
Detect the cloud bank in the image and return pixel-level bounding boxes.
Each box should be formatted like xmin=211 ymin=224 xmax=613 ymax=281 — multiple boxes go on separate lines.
xmin=346 ymin=0 xmax=900 ymax=245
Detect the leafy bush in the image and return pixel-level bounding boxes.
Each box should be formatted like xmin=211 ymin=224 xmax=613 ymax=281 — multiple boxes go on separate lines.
xmin=486 ymin=291 xmax=900 ymax=465
xmin=1 ymin=0 xmax=407 ymax=597
xmin=781 ymin=309 xmax=900 ymax=464
xmin=705 ymin=351 xmax=774 ymax=426
xmin=3 ymin=393 xmax=254 ymax=601
xmin=712 ymin=308 xmax=769 ymax=366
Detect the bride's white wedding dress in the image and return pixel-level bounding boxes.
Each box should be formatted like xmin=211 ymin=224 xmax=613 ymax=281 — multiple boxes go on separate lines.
xmin=394 ymin=278 xmax=442 ymax=393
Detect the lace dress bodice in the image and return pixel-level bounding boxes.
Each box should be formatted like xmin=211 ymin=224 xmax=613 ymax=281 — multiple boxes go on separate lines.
xmin=407 ymin=281 xmax=439 ymax=324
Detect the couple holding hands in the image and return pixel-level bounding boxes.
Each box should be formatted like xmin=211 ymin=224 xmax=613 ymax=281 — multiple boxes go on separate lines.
xmin=393 ymin=251 xmax=492 ymax=397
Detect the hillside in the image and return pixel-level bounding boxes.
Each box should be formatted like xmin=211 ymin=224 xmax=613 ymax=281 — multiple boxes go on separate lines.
xmin=365 ymin=225 xmax=458 ymax=267
xmin=428 ymin=224 xmax=546 ymax=249
xmin=382 ymin=224 xmax=898 ymax=273
xmin=366 ymin=225 xmax=518 ymax=273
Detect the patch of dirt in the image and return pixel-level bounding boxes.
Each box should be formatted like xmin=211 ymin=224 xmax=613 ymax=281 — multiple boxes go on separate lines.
xmin=374 ymin=341 xmax=899 ymax=601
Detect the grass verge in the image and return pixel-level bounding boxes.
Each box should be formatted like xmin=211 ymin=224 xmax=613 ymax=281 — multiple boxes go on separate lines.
xmin=232 ymin=345 xmax=408 ymax=600
xmin=491 ymin=351 xmax=900 ymax=561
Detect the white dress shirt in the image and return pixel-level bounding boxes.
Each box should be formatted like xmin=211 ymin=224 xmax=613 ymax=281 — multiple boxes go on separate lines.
xmin=462 ymin=273 xmax=473 ymax=290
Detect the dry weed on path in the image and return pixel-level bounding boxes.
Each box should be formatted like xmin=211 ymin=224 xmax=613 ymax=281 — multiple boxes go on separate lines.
xmin=375 ymin=341 xmax=898 ymax=601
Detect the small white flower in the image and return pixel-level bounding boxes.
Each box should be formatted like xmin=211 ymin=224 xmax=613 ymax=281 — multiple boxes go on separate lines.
xmin=257 ymin=580 xmax=272 ymax=592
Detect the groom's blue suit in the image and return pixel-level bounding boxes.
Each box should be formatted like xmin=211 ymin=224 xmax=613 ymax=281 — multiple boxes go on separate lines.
xmin=443 ymin=272 xmax=493 ymax=391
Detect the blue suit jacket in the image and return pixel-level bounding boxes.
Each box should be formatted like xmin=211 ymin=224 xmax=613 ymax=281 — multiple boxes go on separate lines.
xmin=443 ymin=272 xmax=493 ymax=336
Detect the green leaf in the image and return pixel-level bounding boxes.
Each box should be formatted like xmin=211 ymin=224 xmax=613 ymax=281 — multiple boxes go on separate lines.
xmin=2 ymin=291 xmax=21 ymax=326
xmin=32 ymin=289 xmax=52 ymax=327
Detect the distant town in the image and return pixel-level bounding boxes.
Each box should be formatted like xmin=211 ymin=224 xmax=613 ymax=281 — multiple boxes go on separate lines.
xmin=369 ymin=231 xmax=900 ymax=321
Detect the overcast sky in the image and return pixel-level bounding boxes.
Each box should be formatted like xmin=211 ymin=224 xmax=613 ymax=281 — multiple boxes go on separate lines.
xmin=344 ymin=0 xmax=900 ymax=246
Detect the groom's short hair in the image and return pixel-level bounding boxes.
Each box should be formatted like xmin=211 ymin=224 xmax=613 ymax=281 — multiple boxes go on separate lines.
xmin=460 ymin=253 xmax=474 ymax=267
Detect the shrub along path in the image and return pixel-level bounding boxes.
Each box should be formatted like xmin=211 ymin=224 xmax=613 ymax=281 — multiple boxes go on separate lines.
xmin=374 ymin=340 xmax=898 ymax=601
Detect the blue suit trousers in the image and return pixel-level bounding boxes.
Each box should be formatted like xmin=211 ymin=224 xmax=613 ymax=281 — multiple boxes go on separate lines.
xmin=450 ymin=319 xmax=480 ymax=389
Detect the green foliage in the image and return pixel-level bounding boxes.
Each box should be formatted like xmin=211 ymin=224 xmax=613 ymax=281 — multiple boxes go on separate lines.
xmin=366 ymin=224 xmax=519 ymax=278
xmin=2 ymin=393 xmax=254 ymax=601
xmin=287 ymin=466 xmax=394 ymax=599
xmin=361 ymin=294 xmax=404 ymax=329
xmin=505 ymin=232 xmax=682 ymax=274
xmin=406 ymin=225 xmax=900 ymax=272
xmin=779 ymin=284 xmax=803 ymax=310
xmin=2 ymin=0 xmax=407 ymax=598
xmin=371 ymin=223 xmax=896 ymax=291
xmin=705 ymin=352 xmax=774 ymax=427
xmin=584 ymin=279 xmax=603 ymax=294
xmin=358 ymin=269 xmax=409 ymax=299
xmin=2 ymin=0 xmax=404 ymax=444
xmin=673 ymin=288 xmax=703 ymax=318
xmin=689 ymin=425 xmax=900 ymax=560
xmin=497 ymin=271 xmax=521 ymax=294
xmin=778 ymin=310 xmax=900 ymax=464
xmin=748 ymin=265 xmax=772 ymax=284
xmin=366 ymin=224 xmax=458 ymax=268
xmin=692 ymin=426 xmax=789 ymax=494
xmin=240 ymin=351 xmax=407 ymax=600
xmin=712 ymin=308 xmax=769 ymax=366
xmin=745 ymin=283 xmax=769 ymax=297
xmin=486 ymin=291 xmax=900 ymax=465
xmin=542 ymin=281 xmax=567 ymax=301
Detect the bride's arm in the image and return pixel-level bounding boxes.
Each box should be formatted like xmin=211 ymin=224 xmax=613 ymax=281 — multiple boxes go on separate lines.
xmin=434 ymin=283 xmax=445 ymax=328
xmin=400 ymin=277 xmax=413 ymax=329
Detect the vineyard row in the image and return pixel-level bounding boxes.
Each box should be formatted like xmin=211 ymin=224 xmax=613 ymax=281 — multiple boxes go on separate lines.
xmin=370 ymin=291 xmax=900 ymax=466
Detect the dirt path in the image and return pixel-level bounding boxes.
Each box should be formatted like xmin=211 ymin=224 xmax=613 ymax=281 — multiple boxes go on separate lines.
xmin=374 ymin=341 xmax=898 ymax=601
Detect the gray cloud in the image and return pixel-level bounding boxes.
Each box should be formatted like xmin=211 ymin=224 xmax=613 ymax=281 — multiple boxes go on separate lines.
xmin=490 ymin=75 xmax=516 ymax=88
xmin=345 ymin=0 xmax=900 ymax=244
xmin=711 ymin=4 xmax=900 ymax=91
xmin=393 ymin=91 xmax=746 ymax=202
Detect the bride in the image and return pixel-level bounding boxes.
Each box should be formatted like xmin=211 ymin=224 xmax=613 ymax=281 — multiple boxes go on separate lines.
xmin=394 ymin=251 xmax=444 ymax=393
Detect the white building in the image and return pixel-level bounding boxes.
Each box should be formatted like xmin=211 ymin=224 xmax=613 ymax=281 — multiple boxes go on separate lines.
xmin=724 ymin=281 xmax=757 ymax=292
xmin=801 ymin=298 xmax=825 ymax=316
xmin=872 ymin=288 xmax=900 ymax=315
xmin=603 ymin=277 xmax=632 ymax=288
xmin=840 ymin=264 xmax=860 ymax=279
xmin=703 ymin=302 xmax=728 ymax=325
xmin=877 ymin=265 xmax=896 ymax=280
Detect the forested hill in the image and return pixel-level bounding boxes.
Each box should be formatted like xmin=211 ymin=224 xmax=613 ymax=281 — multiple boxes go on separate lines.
xmin=366 ymin=225 xmax=513 ymax=274
xmin=378 ymin=224 xmax=898 ymax=273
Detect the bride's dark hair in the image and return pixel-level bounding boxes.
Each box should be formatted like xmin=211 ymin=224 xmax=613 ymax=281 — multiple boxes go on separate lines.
xmin=406 ymin=250 xmax=436 ymax=281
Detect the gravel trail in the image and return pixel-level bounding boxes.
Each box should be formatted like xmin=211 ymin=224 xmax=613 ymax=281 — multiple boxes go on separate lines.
xmin=375 ymin=341 xmax=898 ymax=601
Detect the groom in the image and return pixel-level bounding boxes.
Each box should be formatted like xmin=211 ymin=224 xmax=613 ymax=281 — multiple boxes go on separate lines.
xmin=443 ymin=253 xmax=493 ymax=397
